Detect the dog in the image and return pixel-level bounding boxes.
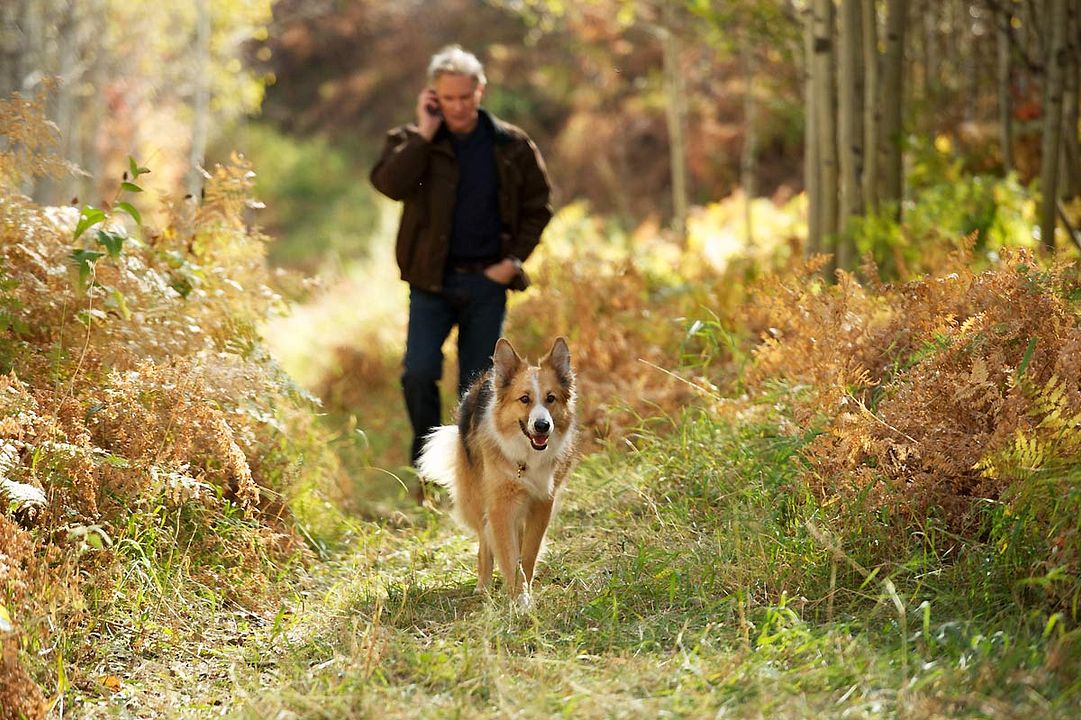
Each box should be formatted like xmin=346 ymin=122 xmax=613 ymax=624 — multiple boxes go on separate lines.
xmin=418 ymin=337 xmax=577 ymax=607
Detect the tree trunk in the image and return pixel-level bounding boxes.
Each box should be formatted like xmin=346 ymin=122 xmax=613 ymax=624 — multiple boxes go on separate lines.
xmin=996 ymin=1 xmax=1014 ymax=174
xmin=740 ymin=39 xmax=757 ymax=247
xmin=1039 ymin=0 xmax=1069 ymax=250
xmin=812 ymin=0 xmax=839 ymax=269
xmin=55 ymin=0 xmax=82 ymax=204
xmin=805 ymin=5 xmax=822 ymax=257
xmin=838 ymin=0 xmax=864 ymax=270
xmin=85 ymin=0 xmax=107 ymax=202
xmin=862 ymin=0 xmax=879 ymax=213
xmin=661 ymin=3 xmax=689 ymax=243
xmin=0 ymin=0 xmax=24 ymax=97
xmin=879 ymin=0 xmax=907 ymax=220
xmin=189 ymin=0 xmax=212 ymax=198
xmin=1058 ymin=0 xmax=1080 ymax=199
xmin=25 ymin=0 xmax=50 ymax=202
xmin=921 ymin=0 xmax=937 ymax=105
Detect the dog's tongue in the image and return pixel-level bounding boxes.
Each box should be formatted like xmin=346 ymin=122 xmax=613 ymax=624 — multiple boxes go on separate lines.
xmin=530 ymin=434 xmax=549 ymax=449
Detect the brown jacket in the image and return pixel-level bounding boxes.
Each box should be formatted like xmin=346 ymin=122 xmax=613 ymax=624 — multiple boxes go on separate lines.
xmin=370 ymin=110 xmax=553 ymax=292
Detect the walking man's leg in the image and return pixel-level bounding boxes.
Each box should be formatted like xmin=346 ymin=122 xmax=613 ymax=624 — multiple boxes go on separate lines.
xmin=402 ymin=288 xmax=456 ymax=466
xmin=456 ymin=275 xmax=507 ymax=397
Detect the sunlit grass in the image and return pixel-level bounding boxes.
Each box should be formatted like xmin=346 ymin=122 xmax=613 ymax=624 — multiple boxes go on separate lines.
xmin=189 ymin=409 xmax=1081 ymax=719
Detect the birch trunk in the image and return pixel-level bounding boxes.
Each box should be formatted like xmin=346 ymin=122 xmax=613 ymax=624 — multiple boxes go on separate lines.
xmin=740 ymin=40 xmax=757 ymax=247
xmin=812 ymin=0 xmax=839 ymax=268
xmin=0 ymin=0 xmax=23 ymax=97
xmin=1058 ymin=0 xmax=1079 ymax=198
xmin=879 ymin=0 xmax=907 ymax=220
xmin=1039 ymin=0 xmax=1069 ymax=250
xmin=996 ymin=2 xmax=1014 ymax=174
xmin=56 ymin=0 xmax=82 ymax=203
xmin=805 ymin=4 xmax=822 ymax=256
xmin=85 ymin=0 xmax=107 ymax=202
xmin=661 ymin=3 xmax=689 ymax=243
xmin=838 ymin=0 xmax=864 ymax=270
xmin=189 ymin=0 xmax=212 ymax=198
xmin=862 ymin=0 xmax=879 ymax=213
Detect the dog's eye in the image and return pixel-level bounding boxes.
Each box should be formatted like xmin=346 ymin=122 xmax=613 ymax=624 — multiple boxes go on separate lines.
xmin=518 ymin=395 xmax=530 ymax=404
xmin=545 ymin=393 xmax=556 ymax=403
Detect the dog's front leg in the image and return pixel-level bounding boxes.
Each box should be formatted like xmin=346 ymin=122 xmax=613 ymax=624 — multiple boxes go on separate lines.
xmin=520 ymin=498 xmax=553 ymax=590
xmin=476 ymin=529 xmax=494 ymax=592
xmin=487 ymin=491 xmax=527 ymax=603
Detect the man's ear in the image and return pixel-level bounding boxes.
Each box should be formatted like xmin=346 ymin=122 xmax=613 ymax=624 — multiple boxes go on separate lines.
xmin=491 ymin=338 xmax=521 ymax=388
xmin=540 ymin=337 xmax=573 ymax=387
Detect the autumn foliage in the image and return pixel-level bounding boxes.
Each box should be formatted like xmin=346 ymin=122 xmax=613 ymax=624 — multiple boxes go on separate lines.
xmin=0 ymin=95 xmax=342 ymax=716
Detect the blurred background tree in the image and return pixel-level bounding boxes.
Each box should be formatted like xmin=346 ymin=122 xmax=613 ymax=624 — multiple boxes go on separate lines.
xmin=2 ymin=0 xmax=1079 ymax=271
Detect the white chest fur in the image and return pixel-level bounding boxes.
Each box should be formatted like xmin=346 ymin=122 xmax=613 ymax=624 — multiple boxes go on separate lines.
xmin=516 ymin=460 xmax=556 ymax=500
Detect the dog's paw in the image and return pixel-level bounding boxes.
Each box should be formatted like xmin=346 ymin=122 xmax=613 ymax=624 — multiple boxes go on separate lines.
xmin=514 ymin=590 xmax=532 ymax=612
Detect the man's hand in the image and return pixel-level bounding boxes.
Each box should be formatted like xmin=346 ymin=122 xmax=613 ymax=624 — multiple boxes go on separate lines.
xmin=483 ymin=258 xmax=521 ymax=285
xmin=416 ymin=88 xmax=442 ymax=141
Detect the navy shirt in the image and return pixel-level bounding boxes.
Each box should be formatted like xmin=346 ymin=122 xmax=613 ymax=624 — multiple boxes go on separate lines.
xmin=448 ymin=119 xmax=502 ymax=260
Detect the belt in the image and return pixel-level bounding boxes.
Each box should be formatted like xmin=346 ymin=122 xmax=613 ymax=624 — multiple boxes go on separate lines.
xmin=447 ymin=258 xmax=499 ymax=274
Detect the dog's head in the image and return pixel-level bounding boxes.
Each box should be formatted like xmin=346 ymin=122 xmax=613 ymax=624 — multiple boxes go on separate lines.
xmin=491 ymin=337 xmax=575 ymax=453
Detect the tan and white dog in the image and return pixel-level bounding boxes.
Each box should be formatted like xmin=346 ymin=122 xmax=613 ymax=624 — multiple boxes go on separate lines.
xmin=418 ymin=337 xmax=577 ymax=607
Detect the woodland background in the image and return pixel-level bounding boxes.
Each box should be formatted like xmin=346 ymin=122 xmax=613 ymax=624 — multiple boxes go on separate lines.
xmin=2 ymin=1 xmax=1081 ymax=718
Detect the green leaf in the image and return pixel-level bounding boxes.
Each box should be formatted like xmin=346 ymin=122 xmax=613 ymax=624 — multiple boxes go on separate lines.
xmin=128 ymin=156 xmax=150 ymax=176
xmin=106 ymin=288 xmax=131 ymax=320
xmin=84 ymin=403 xmax=106 ymax=423
xmin=70 ymin=248 xmax=105 ymax=287
xmin=74 ymin=207 xmax=106 ymax=240
xmin=1016 ymin=337 xmax=1038 ymax=380
xmin=121 ymin=182 xmax=143 ymax=193
xmin=96 ymin=229 xmax=125 ymax=259
xmin=102 ymin=454 xmax=130 ymax=469
xmin=116 ymin=201 xmax=141 ymax=225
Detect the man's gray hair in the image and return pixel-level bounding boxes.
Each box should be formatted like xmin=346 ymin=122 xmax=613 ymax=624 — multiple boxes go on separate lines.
xmin=427 ymin=45 xmax=487 ymax=86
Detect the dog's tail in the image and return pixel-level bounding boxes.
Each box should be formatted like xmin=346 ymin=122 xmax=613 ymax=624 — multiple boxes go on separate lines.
xmin=417 ymin=424 xmax=462 ymax=498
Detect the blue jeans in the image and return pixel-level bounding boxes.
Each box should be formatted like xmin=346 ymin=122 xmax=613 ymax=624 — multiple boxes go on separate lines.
xmin=402 ymin=272 xmax=507 ymax=464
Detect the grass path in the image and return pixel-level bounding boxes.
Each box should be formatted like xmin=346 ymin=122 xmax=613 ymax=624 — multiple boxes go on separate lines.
xmin=81 ymin=413 xmax=1079 ymax=719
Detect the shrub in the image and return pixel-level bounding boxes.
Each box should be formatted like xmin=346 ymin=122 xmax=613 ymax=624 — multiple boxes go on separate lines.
xmin=0 ymin=92 xmax=347 ymax=714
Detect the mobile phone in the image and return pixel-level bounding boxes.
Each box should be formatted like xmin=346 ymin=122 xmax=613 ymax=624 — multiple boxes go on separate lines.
xmin=424 ymin=88 xmax=441 ymax=118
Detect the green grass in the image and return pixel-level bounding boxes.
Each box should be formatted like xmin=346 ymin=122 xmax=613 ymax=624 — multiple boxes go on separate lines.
xmin=71 ymin=406 xmax=1078 ymax=718
xmin=59 ymin=406 xmax=1072 ymax=713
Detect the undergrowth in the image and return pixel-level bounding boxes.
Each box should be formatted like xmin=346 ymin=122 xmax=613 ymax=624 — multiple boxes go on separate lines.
xmin=208 ymin=409 xmax=1080 ymax=718
xmin=0 ymin=93 xmax=351 ymax=718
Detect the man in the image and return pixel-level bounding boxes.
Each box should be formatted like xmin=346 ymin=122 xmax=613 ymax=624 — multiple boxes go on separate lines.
xmin=370 ymin=45 xmax=553 ymax=469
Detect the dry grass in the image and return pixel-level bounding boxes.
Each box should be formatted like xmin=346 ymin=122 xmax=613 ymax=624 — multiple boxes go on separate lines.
xmin=0 ymin=94 xmax=349 ymax=717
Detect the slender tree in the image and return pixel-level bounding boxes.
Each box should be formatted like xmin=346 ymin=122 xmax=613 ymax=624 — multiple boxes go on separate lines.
xmin=660 ymin=2 xmax=690 ymax=242
xmin=189 ymin=0 xmax=212 ymax=198
xmin=55 ymin=0 xmax=84 ymax=202
xmin=1058 ymin=0 xmax=1080 ymax=199
xmin=838 ymin=0 xmax=864 ymax=269
xmin=812 ymin=0 xmax=839 ymax=264
xmin=1039 ymin=0 xmax=1069 ymax=250
xmin=0 ymin=0 xmax=24 ymax=97
xmin=804 ymin=2 xmax=822 ymax=256
xmin=861 ymin=0 xmax=879 ymax=212
xmin=740 ymin=37 xmax=757 ymax=246
xmin=995 ymin=0 xmax=1014 ymax=174
xmin=879 ymin=0 xmax=906 ymax=220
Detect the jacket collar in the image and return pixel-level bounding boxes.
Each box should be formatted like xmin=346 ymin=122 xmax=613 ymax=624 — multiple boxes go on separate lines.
xmin=433 ymin=108 xmax=514 ymax=148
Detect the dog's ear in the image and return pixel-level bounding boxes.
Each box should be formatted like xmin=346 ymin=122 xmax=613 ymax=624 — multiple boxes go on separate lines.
xmin=541 ymin=336 xmax=573 ymax=387
xmin=491 ymin=338 xmax=522 ymax=388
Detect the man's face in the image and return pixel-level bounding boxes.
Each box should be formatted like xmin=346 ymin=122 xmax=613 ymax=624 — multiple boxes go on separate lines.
xmin=433 ymin=73 xmax=484 ymax=134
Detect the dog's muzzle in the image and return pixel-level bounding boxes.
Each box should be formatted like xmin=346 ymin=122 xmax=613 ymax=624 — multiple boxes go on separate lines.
xmin=520 ymin=418 xmax=550 ymax=451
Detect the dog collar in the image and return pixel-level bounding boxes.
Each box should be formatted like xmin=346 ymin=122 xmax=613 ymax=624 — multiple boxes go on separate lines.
xmin=516 ymin=463 xmax=527 ymax=479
